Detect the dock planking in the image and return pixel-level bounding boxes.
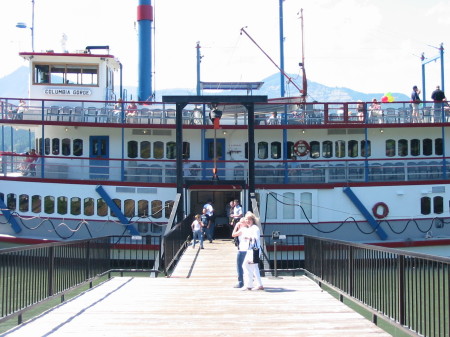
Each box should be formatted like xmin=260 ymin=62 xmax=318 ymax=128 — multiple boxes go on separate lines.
xmin=3 ymin=239 xmax=391 ymax=336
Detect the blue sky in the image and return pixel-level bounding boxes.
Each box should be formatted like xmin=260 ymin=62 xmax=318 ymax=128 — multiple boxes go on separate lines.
xmin=1 ymin=0 xmax=449 ymax=98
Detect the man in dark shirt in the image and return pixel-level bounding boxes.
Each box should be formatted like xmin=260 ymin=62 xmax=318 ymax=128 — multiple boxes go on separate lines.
xmin=431 ymin=85 xmax=446 ymax=121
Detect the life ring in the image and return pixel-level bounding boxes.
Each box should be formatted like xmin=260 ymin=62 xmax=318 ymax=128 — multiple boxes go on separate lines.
xmin=372 ymin=202 xmax=389 ymax=219
xmin=293 ymin=140 xmax=310 ymax=157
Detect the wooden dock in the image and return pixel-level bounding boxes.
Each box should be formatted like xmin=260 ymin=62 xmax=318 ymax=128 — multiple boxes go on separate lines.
xmin=3 ymin=239 xmax=391 ymax=336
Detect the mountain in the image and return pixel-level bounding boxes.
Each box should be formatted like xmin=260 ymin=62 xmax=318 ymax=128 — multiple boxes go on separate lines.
xmin=0 ymin=67 xmax=29 ymax=98
xmin=0 ymin=67 xmax=409 ymax=103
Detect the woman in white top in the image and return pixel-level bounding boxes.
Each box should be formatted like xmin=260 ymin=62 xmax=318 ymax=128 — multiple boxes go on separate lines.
xmin=231 ymin=218 xmax=250 ymax=288
xmin=242 ymin=212 xmax=264 ymax=291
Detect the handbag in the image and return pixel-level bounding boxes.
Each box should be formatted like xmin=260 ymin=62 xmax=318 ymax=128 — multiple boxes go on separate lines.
xmin=246 ymin=239 xmax=260 ymax=264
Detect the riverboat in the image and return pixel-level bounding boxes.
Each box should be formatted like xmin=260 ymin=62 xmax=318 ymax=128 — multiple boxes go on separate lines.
xmin=1 ymin=2 xmax=450 ymax=255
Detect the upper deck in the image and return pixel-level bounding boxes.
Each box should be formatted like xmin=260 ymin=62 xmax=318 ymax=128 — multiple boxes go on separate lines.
xmin=1 ymin=98 xmax=448 ymax=127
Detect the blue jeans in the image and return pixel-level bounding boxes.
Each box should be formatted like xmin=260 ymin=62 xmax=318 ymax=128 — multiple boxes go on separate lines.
xmin=192 ymin=230 xmax=203 ymax=248
xmin=236 ymin=251 xmax=247 ymax=287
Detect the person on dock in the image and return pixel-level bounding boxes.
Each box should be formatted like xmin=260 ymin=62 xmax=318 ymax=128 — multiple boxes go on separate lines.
xmin=202 ymin=199 xmax=214 ymax=242
xmin=191 ymin=214 xmax=204 ymax=249
xmin=243 ymin=212 xmax=264 ymax=291
xmin=231 ymin=218 xmax=249 ymax=288
xmin=231 ymin=199 xmax=243 ymax=227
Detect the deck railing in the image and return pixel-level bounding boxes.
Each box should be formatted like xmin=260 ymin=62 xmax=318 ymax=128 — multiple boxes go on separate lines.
xmin=1 ymin=98 xmax=449 ymax=126
xmin=304 ymin=235 xmax=450 ymax=337
xmin=1 ymin=155 xmax=449 ymax=185
xmin=0 ymin=235 xmax=161 ymax=325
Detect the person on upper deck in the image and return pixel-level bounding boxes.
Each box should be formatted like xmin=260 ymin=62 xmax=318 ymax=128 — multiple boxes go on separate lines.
xmin=112 ymin=98 xmax=123 ymax=122
xmin=431 ymin=85 xmax=446 ymax=111
xmin=126 ymin=101 xmax=138 ymax=123
xmin=411 ymin=86 xmax=421 ymax=122
xmin=267 ymin=111 xmax=280 ymax=125
xmin=368 ymin=98 xmax=382 ymax=123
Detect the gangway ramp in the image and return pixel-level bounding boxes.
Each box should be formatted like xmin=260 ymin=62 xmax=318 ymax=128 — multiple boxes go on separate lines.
xmin=3 ymin=240 xmax=390 ymax=336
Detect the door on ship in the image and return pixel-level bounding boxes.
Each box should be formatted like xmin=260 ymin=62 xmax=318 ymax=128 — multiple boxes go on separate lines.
xmin=89 ymin=136 xmax=109 ymax=179
xmin=204 ymin=138 xmax=225 ymax=180
xmin=188 ymin=189 xmax=244 ymax=239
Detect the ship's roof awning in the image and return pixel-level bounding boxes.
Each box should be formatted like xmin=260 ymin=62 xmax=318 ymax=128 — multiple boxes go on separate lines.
xmin=200 ymin=81 xmax=264 ymax=91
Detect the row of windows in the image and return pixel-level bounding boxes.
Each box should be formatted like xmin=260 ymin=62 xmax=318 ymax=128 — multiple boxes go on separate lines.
xmin=37 ymin=138 xmax=83 ymax=156
xmin=36 ymin=138 xmax=191 ymax=159
xmin=2 ymin=193 xmax=174 ymax=219
xmin=35 ymin=137 xmax=443 ymax=160
xmin=251 ymin=138 xmax=443 ymax=159
xmin=34 ymin=63 xmax=99 ymax=86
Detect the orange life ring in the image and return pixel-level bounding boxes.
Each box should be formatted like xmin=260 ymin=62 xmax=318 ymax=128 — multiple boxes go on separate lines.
xmin=293 ymin=140 xmax=310 ymax=157
xmin=372 ymin=202 xmax=389 ymax=219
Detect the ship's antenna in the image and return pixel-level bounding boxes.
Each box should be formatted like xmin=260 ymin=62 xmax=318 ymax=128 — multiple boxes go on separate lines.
xmin=298 ymin=8 xmax=307 ymax=102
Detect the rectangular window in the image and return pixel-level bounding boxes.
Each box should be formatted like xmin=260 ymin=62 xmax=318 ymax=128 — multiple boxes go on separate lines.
xmin=33 ymin=63 xmax=98 ymax=86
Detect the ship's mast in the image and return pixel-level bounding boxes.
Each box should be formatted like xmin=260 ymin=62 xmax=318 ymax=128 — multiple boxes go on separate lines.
xmin=279 ymin=0 xmax=285 ymax=97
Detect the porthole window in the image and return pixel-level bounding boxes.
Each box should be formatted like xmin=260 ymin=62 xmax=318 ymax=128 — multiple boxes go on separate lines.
xmin=386 ymin=139 xmax=396 ymax=157
xmin=322 ymin=141 xmax=333 ymax=158
xmin=152 ymin=200 xmax=162 ymax=218
xmin=361 ymin=140 xmax=371 ymax=157
xmin=70 ymin=197 xmax=81 ymax=216
xmin=52 ymin=138 xmax=60 ymax=155
xmin=97 ymin=198 xmax=107 ymax=217
xmin=7 ymin=193 xmax=17 ymax=211
xmin=271 ymin=141 xmax=281 ymax=159
xmin=398 ymin=139 xmax=408 ymax=157
xmin=310 ymin=141 xmax=320 ymax=158
xmin=19 ymin=194 xmax=29 ymax=212
xmin=165 ymin=200 xmax=174 ymax=218
xmin=124 ymin=199 xmax=135 ymax=217
xmin=183 ymin=142 xmax=190 ymax=159
xmin=434 ymin=196 xmax=443 ymax=214
xmin=32 ymin=195 xmax=41 ymax=213
xmin=348 ymin=140 xmax=358 ymax=158
xmin=154 ymin=141 xmax=164 ymax=159
xmin=45 ymin=138 xmax=50 ymax=155
xmin=335 ymin=140 xmax=345 ymax=158
xmin=166 ymin=142 xmax=176 ymax=159
xmin=287 ymin=141 xmax=294 ymax=159
xmin=421 ymin=196 xmax=431 ymax=215
xmin=62 ymin=138 xmax=71 ymax=156
xmin=411 ymin=139 xmax=420 ymax=156
xmin=435 ymin=138 xmax=443 ymax=155
xmin=111 ymin=198 xmax=121 ymax=217
xmin=258 ymin=142 xmax=268 ymax=159
xmin=73 ymin=139 xmax=83 ymax=156
xmin=141 ymin=141 xmax=150 ymax=158
xmin=138 ymin=200 xmax=149 ymax=217
xmin=423 ymin=138 xmax=432 ymax=156
xmin=84 ymin=197 xmax=94 ymax=216
xmin=44 ymin=196 xmax=55 ymax=214
xmin=128 ymin=141 xmax=138 ymax=158
xmin=57 ymin=196 xmax=68 ymax=215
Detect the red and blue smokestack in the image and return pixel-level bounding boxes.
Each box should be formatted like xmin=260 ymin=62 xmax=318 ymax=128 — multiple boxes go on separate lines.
xmin=137 ymin=0 xmax=153 ymax=102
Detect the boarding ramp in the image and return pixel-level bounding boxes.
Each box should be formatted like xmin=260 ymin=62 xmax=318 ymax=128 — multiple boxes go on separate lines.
xmin=2 ymin=239 xmax=390 ymax=336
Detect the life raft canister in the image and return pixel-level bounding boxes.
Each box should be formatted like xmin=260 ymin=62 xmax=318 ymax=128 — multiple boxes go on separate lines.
xmin=293 ymin=140 xmax=310 ymax=157
xmin=372 ymin=202 xmax=389 ymax=219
